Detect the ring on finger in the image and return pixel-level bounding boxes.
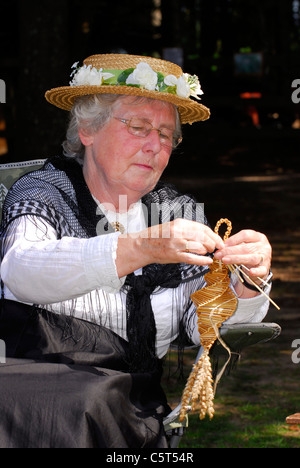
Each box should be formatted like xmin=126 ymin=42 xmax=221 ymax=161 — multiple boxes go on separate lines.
xmin=185 ymin=241 xmax=190 ymax=253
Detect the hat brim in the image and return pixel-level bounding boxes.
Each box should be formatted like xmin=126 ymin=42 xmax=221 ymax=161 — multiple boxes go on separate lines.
xmin=45 ymin=84 xmax=210 ymax=124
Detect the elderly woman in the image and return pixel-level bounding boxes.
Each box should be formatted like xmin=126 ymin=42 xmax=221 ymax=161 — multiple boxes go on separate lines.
xmin=0 ymin=54 xmax=273 ymax=448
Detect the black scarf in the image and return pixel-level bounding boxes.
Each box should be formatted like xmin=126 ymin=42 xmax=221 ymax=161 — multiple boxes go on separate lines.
xmin=0 ymin=155 xmax=208 ymax=372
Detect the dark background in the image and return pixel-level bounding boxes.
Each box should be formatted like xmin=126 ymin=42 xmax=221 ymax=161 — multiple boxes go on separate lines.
xmin=0 ymin=0 xmax=300 ymax=233
xmin=1 ymin=0 xmax=300 ymax=170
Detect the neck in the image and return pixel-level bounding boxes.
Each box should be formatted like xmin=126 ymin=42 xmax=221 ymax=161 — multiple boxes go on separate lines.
xmin=95 ymin=193 xmax=139 ymax=214
xmin=83 ymin=168 xmax=140 ymax=213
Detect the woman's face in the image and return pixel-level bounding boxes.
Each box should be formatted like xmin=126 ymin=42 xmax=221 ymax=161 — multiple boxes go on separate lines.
xmin=82 ymin=97 xmax=177 ymax=207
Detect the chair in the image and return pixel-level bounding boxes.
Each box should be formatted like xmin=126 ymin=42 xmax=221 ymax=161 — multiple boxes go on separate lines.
xmin=0 ymin=159 xmax=282 ymax=448
xmin=0 ymin=159 xmax=46 ymax=219
xmin=164 ymin=322 xmax=281 ymax=447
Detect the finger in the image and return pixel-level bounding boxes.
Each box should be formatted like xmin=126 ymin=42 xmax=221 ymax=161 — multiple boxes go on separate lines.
xmin=216 ymin=251 xmax=264 ymax=266
xmin=195 ymin=233 xmax=223 ymax=253
xmin=220 ymin=252 xmax=270 ymax=281
xmin=184 ymin=240 xmax=219 ymax=256
xmin=248 ymin=264 xmax=269 ymax=278
xmin=215 ymin=235 xmax=271 ymax=262
xmin=172 ymin=220 xmax=225 ymax=251
xmin=183 ymin=228 xmax=225 ymax=255
xmin=222 ymin=229 xmax=262 ymax=247
xmin=192 ymin=226 xmax=225 ymax=251
xmin=183 ymin=240 xmax=207 ymax=255
xmin=181 ymin=252 xmax=213 ymax=266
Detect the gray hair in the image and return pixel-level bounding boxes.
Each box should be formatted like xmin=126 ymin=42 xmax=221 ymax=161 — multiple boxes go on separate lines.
xmin=62 ymin=94 xmax=182 ymax=164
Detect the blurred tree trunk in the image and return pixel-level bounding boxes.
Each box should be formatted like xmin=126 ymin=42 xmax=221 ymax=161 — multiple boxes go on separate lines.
xmin=17 ymin=0 xmax=69 ymax=160
xmin=161 ymin=0 xmax=182 ymax=48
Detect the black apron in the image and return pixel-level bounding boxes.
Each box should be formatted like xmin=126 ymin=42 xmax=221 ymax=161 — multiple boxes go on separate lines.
xmin=0 ymin=299 xmax=169 ymax=448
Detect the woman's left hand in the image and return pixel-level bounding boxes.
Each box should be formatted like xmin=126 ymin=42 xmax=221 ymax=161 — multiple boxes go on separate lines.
xmin=214 ymin=229 xmax=272 ymax=281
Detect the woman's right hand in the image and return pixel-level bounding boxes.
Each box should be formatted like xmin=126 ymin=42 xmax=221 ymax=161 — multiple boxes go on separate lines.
xmin=116 ymin=219 xmax=225 ymax=278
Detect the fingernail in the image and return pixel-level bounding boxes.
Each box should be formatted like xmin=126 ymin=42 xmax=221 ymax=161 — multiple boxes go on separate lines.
xmin=214 ymin=251 xmax=223 ymax=259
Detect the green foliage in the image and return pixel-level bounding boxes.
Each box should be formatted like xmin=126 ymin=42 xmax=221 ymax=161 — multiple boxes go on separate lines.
xmin=117 ymin=68 xmax=134 ymax=85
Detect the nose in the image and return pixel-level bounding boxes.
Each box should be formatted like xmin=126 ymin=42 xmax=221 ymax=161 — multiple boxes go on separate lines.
xmin=142 ymin=128 xmax=162 ymax=154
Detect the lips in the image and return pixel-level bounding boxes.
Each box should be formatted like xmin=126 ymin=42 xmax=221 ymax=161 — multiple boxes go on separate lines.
xmin=133 ymin=163 xmax=153 ymax=170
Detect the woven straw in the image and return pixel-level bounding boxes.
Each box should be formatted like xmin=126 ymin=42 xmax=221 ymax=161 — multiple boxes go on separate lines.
xmin=179 ymin=219 xmax=238 ymax=422
xmin=45 ymin=54 xmax=210 ymax=124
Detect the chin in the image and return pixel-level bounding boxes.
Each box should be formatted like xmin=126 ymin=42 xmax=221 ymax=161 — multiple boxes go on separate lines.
xmin=129 ymin=178 xmax=158 ymax=195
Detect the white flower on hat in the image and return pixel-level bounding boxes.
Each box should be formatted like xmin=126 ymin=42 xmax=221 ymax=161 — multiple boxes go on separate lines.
xmin=70 ymin=64 xmax=114 ymax=86
xmin=176 ymin=75 xmax=192 ymax=98
xmin=188 ymin=74 xmax=204 ymax=99
xmin=164 ymin=73 xmax=190 ymax=97
xmin=126 ymin=62 xmax=158 ymax=91
xmin=164 ymin=74 xmax=178 ymax=87
xmin=164 ymin=73 xmax=203 ymax=99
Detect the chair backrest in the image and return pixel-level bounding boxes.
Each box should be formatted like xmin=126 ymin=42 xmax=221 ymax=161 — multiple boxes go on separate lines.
xmin=0 ymin=159 xmax=46 ymax=220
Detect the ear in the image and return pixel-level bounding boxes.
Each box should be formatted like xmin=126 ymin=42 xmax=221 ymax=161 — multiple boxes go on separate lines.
xmin=78 ymin=128 xmax=94 ymax=146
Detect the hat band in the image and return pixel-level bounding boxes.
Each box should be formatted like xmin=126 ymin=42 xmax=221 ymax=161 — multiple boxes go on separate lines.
xmin=69 ymin=61 xmax=204 ymax=101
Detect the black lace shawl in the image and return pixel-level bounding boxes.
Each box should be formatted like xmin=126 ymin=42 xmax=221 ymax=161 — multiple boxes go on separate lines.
xmin=0 ymin=155 xmax=209 ymax=372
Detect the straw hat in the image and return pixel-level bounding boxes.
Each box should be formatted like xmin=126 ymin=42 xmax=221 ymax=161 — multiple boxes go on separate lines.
xmin=45 ymin=54 xmax=210 ymax=124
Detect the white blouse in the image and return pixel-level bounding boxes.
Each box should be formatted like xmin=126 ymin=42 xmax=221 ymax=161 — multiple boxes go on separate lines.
xmin=1 ymin=201 xmax=271 ymax=358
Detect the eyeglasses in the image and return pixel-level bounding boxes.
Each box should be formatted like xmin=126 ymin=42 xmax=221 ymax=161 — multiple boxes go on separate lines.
xmin=114 ymin=117 xmax=182 ymax=149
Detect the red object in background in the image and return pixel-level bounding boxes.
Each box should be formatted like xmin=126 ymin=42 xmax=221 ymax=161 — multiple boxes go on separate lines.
xmin=246 ymin=105 xmax=260 ymax=127
xmin=240 ymin=92 xmax=262 ymax=99
xmin=239 ymin=92 xmax=262 ymax=127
